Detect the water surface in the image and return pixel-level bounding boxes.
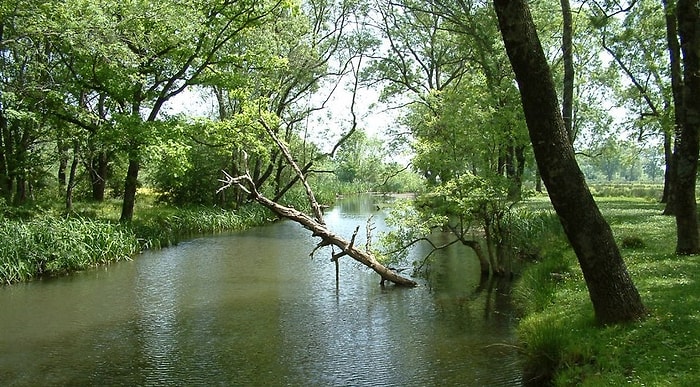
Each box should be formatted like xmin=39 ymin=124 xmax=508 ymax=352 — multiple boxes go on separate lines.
xmin=0 ymin=196 xmax=521 ymax=386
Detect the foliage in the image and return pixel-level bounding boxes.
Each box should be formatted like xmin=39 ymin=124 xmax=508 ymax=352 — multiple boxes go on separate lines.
xmin=377 ymin=198 xmax=448 ymax=265
xmin=130 ymin=204 xmax=271 ymax=250
xmin=515 ymin=197 xmax=700 ymax=385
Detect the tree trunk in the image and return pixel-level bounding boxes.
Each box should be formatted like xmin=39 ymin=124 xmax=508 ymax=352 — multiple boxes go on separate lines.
xmin=120 ymin=154 xmax=139 ymax=222
xmin=674 ymin=0 xmax=700 ymax=254
xmin=0 ymin=108 xmax=11 ymax=202
xmin=66 ymin=142 xmax=80 ymax=211
xmin=560 ymin=0 xmax=575 ymax=144
xmin=661 ymin=129 xmax=675 ymax=205
xmin=662 ymin=0 xmax=684 ymax=213
xmin=89 ymin=151 xmax=109 ymax=201
xmin=493 ymin=0 xmax=646 ymax=324
xmin=57 ymin=139 xmax=68 ymax=192
xmin=463 ymin=240 xmax=490 ymax=276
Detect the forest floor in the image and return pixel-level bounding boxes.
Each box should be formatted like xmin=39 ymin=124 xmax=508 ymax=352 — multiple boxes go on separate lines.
xmin=514 ymin=196 xmax=700 ymax=386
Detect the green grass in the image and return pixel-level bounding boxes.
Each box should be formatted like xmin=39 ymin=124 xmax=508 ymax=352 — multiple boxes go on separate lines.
xmin=0 ymin=192 xmax=273 ymax=285
xmin=0 ymin=217 xmax=139 ymax=284
xmin=514 ymin=197 xmax=700 ymax=386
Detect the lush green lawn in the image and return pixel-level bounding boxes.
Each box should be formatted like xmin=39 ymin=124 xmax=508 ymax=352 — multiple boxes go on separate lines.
xmin=515 ymin=196 xmax=700 ymax=386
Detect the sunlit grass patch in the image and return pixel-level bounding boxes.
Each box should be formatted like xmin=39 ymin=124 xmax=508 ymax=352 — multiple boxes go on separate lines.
xmin=514 ymin=196 xmax=700 ymax=386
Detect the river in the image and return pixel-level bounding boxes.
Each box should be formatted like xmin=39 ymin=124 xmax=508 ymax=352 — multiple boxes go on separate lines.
xmin=0 ymin=195 xmax=521 ymax=386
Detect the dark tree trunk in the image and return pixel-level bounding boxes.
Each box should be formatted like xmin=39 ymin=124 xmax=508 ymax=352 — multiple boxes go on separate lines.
xmin=561 ymin=0 xmax=575 ymax=144
xmin=14 ymin=177 xmax=27 ymax=206
xmin=535 ymin=169 xmax=543 ymax=193
xmin=674 ymin=0 xmax=700 ymax=254
xmin=463 ymin=240 xmax=491 ymax=276
xmin=493 ymin=0 xmax=646 ymax=324
xmin=662 ymin=0 xmax=684 ymax=212
xmin=0 ymin=109 xmax=11 ymax=202
xmin=11 ymin=131 xmax=30 ymax=206
xmin=661 ymin=129 xmax=675 ymax=205
xmin=120 ymin=154 xmax=139 ymax=222
xmin=506 ymin=144 xmax=526 ymax=201
xmin=57 ymin=140 xmax=68 ymax=191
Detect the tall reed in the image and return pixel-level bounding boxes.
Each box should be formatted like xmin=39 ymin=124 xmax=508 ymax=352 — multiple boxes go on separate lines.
xmin=0 ymin=217 xmax=139 ymax=284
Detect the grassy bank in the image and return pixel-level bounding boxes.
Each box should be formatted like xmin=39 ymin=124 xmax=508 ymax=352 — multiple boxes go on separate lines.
xmin=0 ymin=196 xmax=273 ymax=285
xmin=514 ymin=196 xmax=700 ymax=385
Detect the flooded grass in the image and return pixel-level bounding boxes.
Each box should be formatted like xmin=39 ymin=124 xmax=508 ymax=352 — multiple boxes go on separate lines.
xmin=515 ymin=197 xmax=700 ymax=386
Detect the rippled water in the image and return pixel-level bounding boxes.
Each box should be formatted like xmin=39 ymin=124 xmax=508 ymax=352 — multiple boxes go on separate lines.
xmin=0 ymin=196 xmax=521 ymax=386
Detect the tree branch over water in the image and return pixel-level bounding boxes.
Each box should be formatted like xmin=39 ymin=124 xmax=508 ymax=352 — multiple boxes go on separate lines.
xmin=218 ymin=120 xmax=418 ymax=287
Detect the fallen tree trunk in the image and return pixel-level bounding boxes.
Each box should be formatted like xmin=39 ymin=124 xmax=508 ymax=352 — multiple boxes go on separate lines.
xmin=218 ymin=118 xmax=417 ymax=287
xmin=219 ymin=170 xmax=417 ymax=286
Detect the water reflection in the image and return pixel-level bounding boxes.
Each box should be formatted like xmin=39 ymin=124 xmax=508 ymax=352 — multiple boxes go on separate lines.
xmin=0 ymin=195 xmax=521 ymax=386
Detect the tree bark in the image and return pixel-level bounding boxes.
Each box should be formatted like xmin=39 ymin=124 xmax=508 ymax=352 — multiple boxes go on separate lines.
xmin=662 ymin=0 xmax=684 ymax=213
xmin=561 ymin=0 xmax=575 ymax=144
xmin=89 ymin=151 xmax=109 ymax=201
xmin=66 ymin=142 xmax=80 ymax=211
xmin=674 ymin=0 xmax=700 ymax=254
xmin=0 ymin=107 xmax=11 ymax=202
xmin=493 ymin=0 xmax=646 ymax=324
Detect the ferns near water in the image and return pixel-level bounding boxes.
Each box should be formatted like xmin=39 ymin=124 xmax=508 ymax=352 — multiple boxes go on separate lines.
xmin=0 ymin=217 xmax=139 ymax=285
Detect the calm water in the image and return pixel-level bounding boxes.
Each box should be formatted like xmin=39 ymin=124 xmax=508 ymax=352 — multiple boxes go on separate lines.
xmin=0 ymin=196 xmax=521 ymax=386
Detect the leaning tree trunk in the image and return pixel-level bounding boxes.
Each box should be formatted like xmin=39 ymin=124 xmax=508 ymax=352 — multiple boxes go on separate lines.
xmin=494 ymin=0 xmax=646 ymax=325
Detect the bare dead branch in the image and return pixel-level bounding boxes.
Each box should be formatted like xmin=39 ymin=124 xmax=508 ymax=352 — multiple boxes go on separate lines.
xmin=258 ymin=118 xmax=326 ymax=224
xmin=218 ymin=157 xmax=417 ymax=287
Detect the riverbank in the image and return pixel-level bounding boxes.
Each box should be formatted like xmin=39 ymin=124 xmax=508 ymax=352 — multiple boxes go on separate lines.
xmin=514 ymin=196 xmax=700 ymax=385
xmin=0 ymin=198 xmax=272 ymax=285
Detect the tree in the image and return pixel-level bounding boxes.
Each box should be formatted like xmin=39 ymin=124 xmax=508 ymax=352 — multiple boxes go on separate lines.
xmin=591 ymin=0 xmax=675 ymax=207
xmin=673 ymin=0 xmax=700 ymax=254
xmin=0 ymin=0 xmax=57 ymax=205
xmin=561 ymin=0 xmax=575 ymax=144
xmin=493 ymin=0 xmax=646 ymax=324
xmin=37 ymin=0 xmax=283 ymax=221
